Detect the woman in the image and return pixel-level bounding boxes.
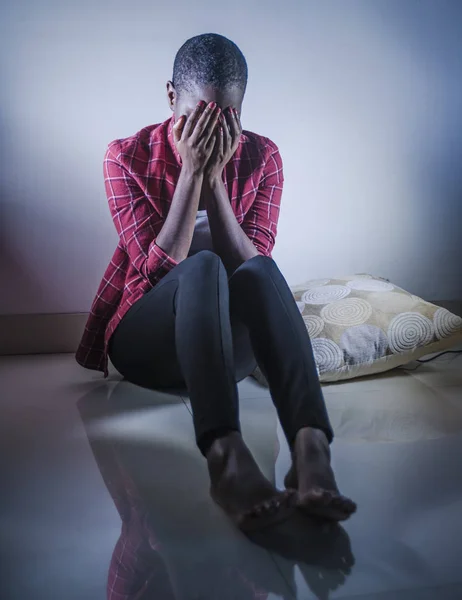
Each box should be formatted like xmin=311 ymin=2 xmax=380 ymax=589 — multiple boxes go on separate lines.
xmin=76 ymin=33 xmax=356 ymax=531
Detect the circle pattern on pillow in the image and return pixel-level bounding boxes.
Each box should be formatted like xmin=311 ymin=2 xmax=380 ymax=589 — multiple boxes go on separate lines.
xmin=302 ymin=285 xmax=351 ymax=305
xmin=340 ymin=324 xmax=389 ymax=365
xmin=434 ymin=307 xmax=462 ymax=339
xmin=312 ymin=338 xmax=344 ymax=372
xmin=303 ymin=314 xmax=324 ymax=338
xmin=367 ymin=291 xmax=418 ymax=314
xmin=388 ymin=312 xmax=434 ymax=353
xmin=321 ymin=298 xmax=372 ymax=327
xmin=347 ymin=279 xmax=394 ymax=292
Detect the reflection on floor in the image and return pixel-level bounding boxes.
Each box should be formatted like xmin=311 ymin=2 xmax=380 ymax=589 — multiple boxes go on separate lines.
xmin=1 ymin=346 xmax=462 ymax=599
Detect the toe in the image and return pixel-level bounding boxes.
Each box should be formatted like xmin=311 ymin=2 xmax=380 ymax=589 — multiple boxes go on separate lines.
xmin=268 ymin=497 xmax=281 ymax=513
xmin=322 ymin=490 xmax=334 ymax=504
xmin=239 ymin=493 xmax=294 ymax=529
xmin=298 ymin=489 xmax=357 ymax=521
xmin=263 ymin=494 xmax=288 ymax=514
xmin=345 ymin=499 xmax=357 ymax=513
xmin=248 ymin=497 xmax=277 ymax=518
xmin=330 ymin=496 xmax=356 ymax=518
xmin=282 ymin=489 xmax=296 ymax=506
xmin=330 ymin=495 xmax=346 ymax=509
xmin=337 ymin=495 xmax=357 ymax=514
xmin=304 ymin=488 xmax=333 ymax=505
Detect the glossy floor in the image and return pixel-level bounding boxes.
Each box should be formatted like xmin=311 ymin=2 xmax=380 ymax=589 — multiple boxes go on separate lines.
xmin=1 ymin=348 xmax=462 ymax=600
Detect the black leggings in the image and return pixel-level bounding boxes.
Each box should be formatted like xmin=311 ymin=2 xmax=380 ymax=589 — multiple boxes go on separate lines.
xmin=109 ymin=251 xmax=333 ymax=455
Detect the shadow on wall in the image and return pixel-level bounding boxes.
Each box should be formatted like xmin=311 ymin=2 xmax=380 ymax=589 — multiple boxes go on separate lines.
xmin=0 ymin=195 xmax=50 ymax=315
xmin=0 ymin=190 xmax=112 ymax=314
xmin=366 ymin=0 xmax=462 ymax=297
xmin=375 ymin=0 xmax=462 ymax=71
xmin=0 ymin=103 xmax=52 ymax=313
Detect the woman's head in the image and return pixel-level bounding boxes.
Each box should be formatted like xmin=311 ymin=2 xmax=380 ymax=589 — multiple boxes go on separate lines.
xmin=167 ymin=33 xmax=247 ymax=120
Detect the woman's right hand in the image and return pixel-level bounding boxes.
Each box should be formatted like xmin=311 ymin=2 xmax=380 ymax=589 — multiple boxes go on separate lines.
xmin=172 ymin=101 xmax=221 ymax=175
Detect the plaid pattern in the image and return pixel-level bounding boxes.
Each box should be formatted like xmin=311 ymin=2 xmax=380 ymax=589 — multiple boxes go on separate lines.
xmin=75 ymin=115 xmax=284 ymax=376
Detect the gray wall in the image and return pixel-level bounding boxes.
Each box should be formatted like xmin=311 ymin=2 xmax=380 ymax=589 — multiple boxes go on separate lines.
xmin=1 ymin=0 xmax=461 ymax=315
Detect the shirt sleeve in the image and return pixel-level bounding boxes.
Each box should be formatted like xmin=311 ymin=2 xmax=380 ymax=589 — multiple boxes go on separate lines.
xmin=240 ymin=142 xmax=284 ymax=258
xmin=104 ymin=142 xmax=178 ymax=286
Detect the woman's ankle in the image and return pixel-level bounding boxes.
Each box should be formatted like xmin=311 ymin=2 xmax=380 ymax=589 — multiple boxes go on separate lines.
xmin=200 ymin=427 xmax=241 ymax=458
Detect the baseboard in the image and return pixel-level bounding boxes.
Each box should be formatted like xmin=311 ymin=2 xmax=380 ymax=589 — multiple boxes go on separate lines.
xmin=0 ymin=313 xmax=88 ymax=355
xmin=0 ymin=301 xmax=461 ymax=356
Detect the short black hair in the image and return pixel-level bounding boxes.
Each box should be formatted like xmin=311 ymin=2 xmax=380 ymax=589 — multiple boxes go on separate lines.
xmin=172 ymin=33 xmax=248 ymax=97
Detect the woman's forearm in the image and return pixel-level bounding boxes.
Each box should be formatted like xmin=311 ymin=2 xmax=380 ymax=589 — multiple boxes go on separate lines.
xmin=203 ymin=177 xmax=259 ymax=272
xmin=155 ymin=167 xmax=204 ymax=263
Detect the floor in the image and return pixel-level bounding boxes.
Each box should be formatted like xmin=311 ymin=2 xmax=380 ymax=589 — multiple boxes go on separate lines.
xmin=1 ymin=346 xmax=462 ymax=600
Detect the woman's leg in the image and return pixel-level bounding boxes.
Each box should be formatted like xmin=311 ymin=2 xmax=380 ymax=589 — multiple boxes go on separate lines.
xmin=229 ymin=255 xmax=357 ymax=521
xmin=109 ymin=252 xmax=240 ymax=448
xmin=109 ymin=251 xmax=294 ymax=530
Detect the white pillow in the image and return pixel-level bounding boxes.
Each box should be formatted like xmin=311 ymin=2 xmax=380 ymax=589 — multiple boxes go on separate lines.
xmin=253 ymin=273 xmax=462 ymax=384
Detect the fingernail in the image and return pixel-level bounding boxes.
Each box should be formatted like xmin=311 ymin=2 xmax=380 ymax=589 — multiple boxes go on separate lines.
xmin=209 ymin=102 xmax=217 ymax=109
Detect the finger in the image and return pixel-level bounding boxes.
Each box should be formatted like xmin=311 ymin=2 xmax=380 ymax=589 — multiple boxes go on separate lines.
xmin=232 ymin=109 xmax=242 ymax=152
xmin=173 ymin=115 xmax=188 ymax=131
xmin=173 ymin=115 xmax=185 ymax=129
xmin=224 ymin=109 xmax=238 ymax=153
xmin=172 ymin=115 xmax=186 ymax=142
xmin=191 ymin=102 xmax=220 ymax=142
xmin=218 ymin=112 xmax=228 ymax=136
xmin=201 ymin=107 xmax=222 ymax=148
xmin=182 ymin=102 xmax=206 ymax=139
xmin=205 ymin=126 xmax=221 ymax=163
xmin=223 ymin=108 xmax=235 ymax=147
xmin=229 ymin=107 xmax=241 ymax=144
xmin=205 ymin=126 xmax=218 ymax=156
xmin=234 ymin=108 xmax=242 ymax=132
xmin=219 ymin=123 xmax=224 ymax=156
xmin=222 ymin=114 xmax=231 ymax=151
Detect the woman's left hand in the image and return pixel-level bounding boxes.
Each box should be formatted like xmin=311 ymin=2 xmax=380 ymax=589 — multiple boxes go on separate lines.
xmin=204 ymin=106 xmax=242 ymax=184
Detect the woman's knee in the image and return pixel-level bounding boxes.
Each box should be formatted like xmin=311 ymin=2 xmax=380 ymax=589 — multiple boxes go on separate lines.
xmin=183 ymin=251 xmax=227 ymax=288
xmin=229 ymin=255 xmax=287 ymax=301
xmin=188 ymin=250 xmax=223 ymax=269
xmin=234 ymin=254 xmax=277 ymax=280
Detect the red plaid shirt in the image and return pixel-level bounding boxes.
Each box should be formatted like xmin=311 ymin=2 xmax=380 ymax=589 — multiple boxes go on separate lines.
xmin=75 ymin=115 xmax=284 ymax=377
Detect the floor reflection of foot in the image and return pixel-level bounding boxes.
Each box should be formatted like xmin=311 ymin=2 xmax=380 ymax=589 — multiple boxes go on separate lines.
xmin=284 ymin=427 xmax=357 ymax=521
xmin=249 ymin=515 xmax=355 ymax=599
xmin=207 ymin=432 xmax=295 ymax=532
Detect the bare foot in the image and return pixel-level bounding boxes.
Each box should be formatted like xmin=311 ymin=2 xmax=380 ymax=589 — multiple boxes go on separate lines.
xmin=284 ymin=427 xmax=357 ymax=521
xmin=207 ymin=432 xmax=295 ymax=532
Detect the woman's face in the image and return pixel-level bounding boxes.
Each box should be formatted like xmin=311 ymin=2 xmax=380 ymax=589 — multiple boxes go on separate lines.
xmin=167 ymin=82 xmax=243 ymax=122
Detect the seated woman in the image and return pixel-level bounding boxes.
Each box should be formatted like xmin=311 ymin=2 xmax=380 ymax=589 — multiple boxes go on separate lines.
xmin=76 ymin=33 xmax=356 ymax=532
